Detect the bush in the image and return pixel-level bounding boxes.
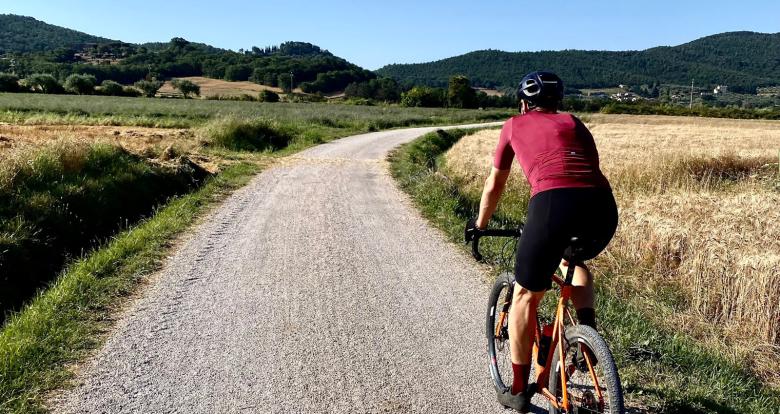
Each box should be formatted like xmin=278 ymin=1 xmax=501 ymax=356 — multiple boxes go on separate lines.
xmin=23 ymin=74 xmax=63 ymax=94
xmin=134 ymin=79 xmax=164 ymax=97
xmin=258 ymin=90 xmax=280 ymax=103
xmin=401 ymin=86 xmax=447 ymax=108
xmin=171 ymin=79 xmax=200 ymax=98
xmin=64 ymin=73 xmax=97 ymax=95
xmin=0 ymin=73 xmax=20 ymax=92
xmin=200 ymin=118 xmax=294 ymax=151
xmin=99 ymin=80 xmax=125 ymax=96
xmin=122 ymin=86 xmax=142 ymax=97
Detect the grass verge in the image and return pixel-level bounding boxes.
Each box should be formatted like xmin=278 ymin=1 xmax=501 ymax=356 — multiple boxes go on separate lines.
xmin=387 ymin=129 xmax=780 ymax=413
xmin=0 ymin=162 xmax=259 ymax=413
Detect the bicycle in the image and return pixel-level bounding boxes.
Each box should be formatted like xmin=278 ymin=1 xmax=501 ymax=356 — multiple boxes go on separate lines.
xmin=466 ymin=223 xmax=625 ymax=414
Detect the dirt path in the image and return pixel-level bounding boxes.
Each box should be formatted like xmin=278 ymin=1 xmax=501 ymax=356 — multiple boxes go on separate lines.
xmin=54 ymin=123 xmax=552 ymax=413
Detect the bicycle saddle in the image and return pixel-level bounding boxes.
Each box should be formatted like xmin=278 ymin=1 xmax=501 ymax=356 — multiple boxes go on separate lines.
xmin=562 ymin=236 xmax=598 ymax=264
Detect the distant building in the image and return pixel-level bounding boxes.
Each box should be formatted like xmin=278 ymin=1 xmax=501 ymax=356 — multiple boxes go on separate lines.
xmin=713 ymin=85 xmax=728 ymax=94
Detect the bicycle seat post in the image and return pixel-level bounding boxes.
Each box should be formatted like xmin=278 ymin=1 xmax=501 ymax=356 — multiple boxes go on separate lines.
xmin=564 ymin=261 xmax=577 ymax=286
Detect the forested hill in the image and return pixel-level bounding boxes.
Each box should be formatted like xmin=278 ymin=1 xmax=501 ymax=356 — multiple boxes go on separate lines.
xmin=376 ymin=32 xmax=780 ymax=93
xmin=0 ymin=14 xmax=113 ymax=53
xmin=0 ymin=15 xmax=374 ymax=94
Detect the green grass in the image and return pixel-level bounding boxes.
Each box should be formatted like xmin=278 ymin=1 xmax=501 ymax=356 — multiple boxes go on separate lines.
xmin=0 ymin=162 xmax=259 ymax=413
xmin=388 ymin=129 xmax=780 ymax=413
xmin=0 ymin=93 xmax=513 ymax=129
xmin=0 ymin=143 xmax=210 ymax=322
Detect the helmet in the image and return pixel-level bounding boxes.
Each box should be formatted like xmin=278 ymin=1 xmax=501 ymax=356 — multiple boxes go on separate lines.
xmin=517 ymin=71 xmax=564 ymax=108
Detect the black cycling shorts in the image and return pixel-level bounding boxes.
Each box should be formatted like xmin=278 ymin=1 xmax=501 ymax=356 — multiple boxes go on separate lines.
xmin=514 ymin=187 xmax=618 ymax=292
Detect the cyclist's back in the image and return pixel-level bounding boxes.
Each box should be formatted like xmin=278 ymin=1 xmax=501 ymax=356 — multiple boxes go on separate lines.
xmin=494 ymin=110 xmax=610 ymax=197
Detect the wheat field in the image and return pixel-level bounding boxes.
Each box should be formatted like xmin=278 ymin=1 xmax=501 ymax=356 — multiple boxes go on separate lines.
xmin=445 ymin=114 xmax=780 ymax=383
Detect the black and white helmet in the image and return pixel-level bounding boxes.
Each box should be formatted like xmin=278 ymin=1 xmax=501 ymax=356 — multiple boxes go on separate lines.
xmin=517 ymin=71 xmax=564 ymax=108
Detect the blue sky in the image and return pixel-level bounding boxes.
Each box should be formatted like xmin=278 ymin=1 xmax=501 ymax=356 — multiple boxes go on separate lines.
xmin=3 ymin=1 xmax=779 ymax=69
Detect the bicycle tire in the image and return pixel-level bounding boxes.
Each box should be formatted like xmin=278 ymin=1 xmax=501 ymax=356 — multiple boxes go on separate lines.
xmin=486 ymin=272 xmax=515 ymax=393
xmin=548 ymin=325 xmax=624 ymax=414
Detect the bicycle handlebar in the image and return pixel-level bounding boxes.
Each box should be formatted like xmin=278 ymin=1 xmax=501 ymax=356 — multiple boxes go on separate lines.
xmin=469 ymin=226 xmax=523 ymax=261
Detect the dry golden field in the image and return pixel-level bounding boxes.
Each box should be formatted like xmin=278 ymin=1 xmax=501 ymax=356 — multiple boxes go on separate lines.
xmin=446 ymin=114 xmax=780 ymax=382
xmin=158 ymin=76 xmax=300 ymax=98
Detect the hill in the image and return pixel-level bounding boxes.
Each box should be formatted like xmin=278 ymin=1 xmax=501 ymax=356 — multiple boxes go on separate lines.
xmin=0 ymin=14 xmax=113 ymax=54
xmin=0 ymin=16 xmax=374 ymax=94
xmin=376 ymin=32 xmax=780 ymax=93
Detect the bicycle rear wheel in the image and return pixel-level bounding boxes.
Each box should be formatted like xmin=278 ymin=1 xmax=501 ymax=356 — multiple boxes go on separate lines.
xmin=486 ymin=272 xmax=515 ymax=393
xmin=548 ymin=325 xmax=624 ymax=414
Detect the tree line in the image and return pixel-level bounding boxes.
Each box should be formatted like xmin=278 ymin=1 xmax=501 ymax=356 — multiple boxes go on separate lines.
xmin=376 ymin=32 xmax=780 ymax=94
xmin=1 ymin=37 xmax=376 ymax=95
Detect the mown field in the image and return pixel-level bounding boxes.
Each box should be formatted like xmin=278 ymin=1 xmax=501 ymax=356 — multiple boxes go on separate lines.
xmin=389 ymin=115 xmax=780 ymax=413
xmin=0 ymin=93 xmax=511 ymax=413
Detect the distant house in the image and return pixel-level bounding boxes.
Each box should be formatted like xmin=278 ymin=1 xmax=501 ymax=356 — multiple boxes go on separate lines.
xmin=713 ymin=85 xmax=728 ymax=94
xmin=610 ymin=92 xmax=640 ymax=102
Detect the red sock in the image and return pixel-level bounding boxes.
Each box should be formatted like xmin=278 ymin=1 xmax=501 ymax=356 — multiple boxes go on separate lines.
xmin=511 ymin=363 xmax=530 ymax=395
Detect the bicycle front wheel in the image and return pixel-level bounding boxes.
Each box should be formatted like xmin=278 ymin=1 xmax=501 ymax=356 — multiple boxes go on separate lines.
xmin=486 ymin=272 xmax=515 ymax=393
xmin=548 ymin=325 xmax=624 ymax=414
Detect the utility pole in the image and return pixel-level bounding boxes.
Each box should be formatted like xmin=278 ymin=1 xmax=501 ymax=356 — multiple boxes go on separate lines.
xmin=289 ymin=72 xmax=294 ymax=93
xmin=689 ymin=78 xmax=694 ymax=110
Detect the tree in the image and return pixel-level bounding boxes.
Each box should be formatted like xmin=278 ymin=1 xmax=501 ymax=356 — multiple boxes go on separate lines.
xmin=259 ymin=90 xmax=280 ymax=103
xmin=278 ymin=74 xmax=293 ymax=93
xmin=448 ymin=75 xmax=477 ymax=108
xmin=224 ymin=65 xmax=252 ymax=81
xmin=134 ymin=79 xmax=164 ymax=97
xmin=171 ymin=79 xmax=200 ymax=98
xmin=99 ymin=80 xmax=124 ymax=96
xmin=64 ymin=73 xmax=97 ymax=95
xmin=24 ymin=74 xmax=63 ymax=94
xmin=0 ymin=73 xmax=20 ymax=92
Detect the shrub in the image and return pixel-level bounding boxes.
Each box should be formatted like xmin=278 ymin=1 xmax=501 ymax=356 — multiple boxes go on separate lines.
xmin=23 ymin=74 xmax=63 ymax=94
xmin=199 ymin=118 xmax=294 ymax=151
xmin=134 ymin=79 xmax=164 ymax=97
xmin=64 ymin=73 xmax=97 ymax=95
xmin=0 ymin=73 xmax=20 ymax=92
xmin=258 ymin=90 xmax=280 ymax=103
xmin=99 ymin=80 xmax=125 ymax=96
xmin=171 ymin=79 xmax=200 ymax=98
xmin=400 ymin=86 xmax=446 ymax=108
xmin=122 ymin=86 xmax=142 ymax=97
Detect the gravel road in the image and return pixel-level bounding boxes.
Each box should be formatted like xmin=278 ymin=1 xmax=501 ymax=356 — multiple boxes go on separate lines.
xmin=55 ymin=124 xmax=548 ymax=413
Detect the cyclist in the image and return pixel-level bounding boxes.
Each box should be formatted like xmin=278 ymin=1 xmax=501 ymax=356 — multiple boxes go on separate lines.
xmin=466 ymin=71 xmax=618 ymax=412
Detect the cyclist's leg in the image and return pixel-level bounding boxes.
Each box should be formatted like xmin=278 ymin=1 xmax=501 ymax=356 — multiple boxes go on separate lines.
xmin=508 ymin=283 xmax=545 ymax=394
xmin=559 ymin=260 xmax=596 ymax=328
xmin=564 ymin=187 xmax=619 ymax=329
xmin=509 ymin=190 xmax=566 ymax=395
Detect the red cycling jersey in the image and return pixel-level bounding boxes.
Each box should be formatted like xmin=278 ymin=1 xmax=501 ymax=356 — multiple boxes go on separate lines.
xmin=493 ymin=111 xmax=610 ymax=197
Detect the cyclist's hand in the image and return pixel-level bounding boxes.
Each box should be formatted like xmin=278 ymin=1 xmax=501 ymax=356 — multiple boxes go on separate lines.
xmin=465 ymin=217 xmax=481 ymax=243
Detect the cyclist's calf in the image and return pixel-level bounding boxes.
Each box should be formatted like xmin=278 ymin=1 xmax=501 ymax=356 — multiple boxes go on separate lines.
xmin=508 ymin=283 xmax=546 ymax=365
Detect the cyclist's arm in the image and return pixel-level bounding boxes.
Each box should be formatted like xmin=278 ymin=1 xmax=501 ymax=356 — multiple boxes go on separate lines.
xmin=476 ymin=122 xmax=514 ymax=229
xmin=476 ymin=167 xmax=510 ymax=229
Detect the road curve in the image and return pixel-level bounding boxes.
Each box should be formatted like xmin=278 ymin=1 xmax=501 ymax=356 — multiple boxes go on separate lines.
xmin=55 ymin=124 xmax=546 ymax=413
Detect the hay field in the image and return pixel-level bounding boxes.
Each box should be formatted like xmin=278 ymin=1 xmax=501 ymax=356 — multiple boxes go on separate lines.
xmin=445 ymin=114 xmax=780 ymax=382
xmin=0 ymin=124 xmax=195 ymax=154
xmin=158 ymin=76 xmax=292 ymax=98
